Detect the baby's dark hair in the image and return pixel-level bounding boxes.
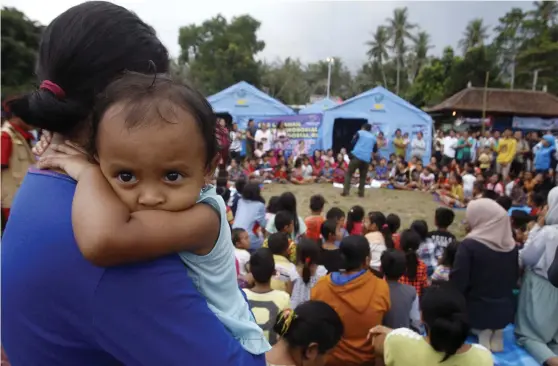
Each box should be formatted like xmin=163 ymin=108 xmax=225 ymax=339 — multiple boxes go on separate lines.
xmin=242 ymin=182 xmax=265 ymax=204
xmin=278 ymin=192 xmax=300 ymax=235
xmin=346 ymin=205 xmax=364 ymax=234
xmin=249 ymin=248 xmax=275 ymax=284
xmin=267 ymin=196 xmax=280 ymax=214
xmin=320 ymin=219 xmax=338 ymax=242
xmin=231 ymin=228 xmax=246 ymax=247
xmin=381 ymin=248 xmax=407 ymax=280
xmin=275 ymin=211 xmax=294 ymax=232
xmin=235 ymin=178 xmax=247 ymax=194
xmin=386 ymin=214 xmax=401 ymax=233
xmin=267 ymin=232 xmax=290 ymax=256
xmin=6 ymin=1 xmax=169 ymax=137
xmin=410 ymin=220 xmax=429 ymax=241
xmin=309 ymin=194 xmax=326 ymax=212
xmin=296 ymin=238 xmax=321 ymax=284
xmin=400 ymin=229 xmax=421 ymax=280
xmin=435 ymin=207 xmax=455 ymax=229
xmin=326 ymin=207 xmax=345 ymax=221
xmin=440 ymin=241 xmax=460 ymax=268
xmin=216 ymin=185 xmax=230 ymax=204
xmin=273 ymin=301 xmax=343 ymax=355
xmin=89 ymin=73 xmax=218 ymax=167
xmin=367 ymin=211 xmax=394 ymax=249
xmin=421 ymin=284 xmax=470 ymax=362
xmin=339 ymin=235 xmax=369 ymax=272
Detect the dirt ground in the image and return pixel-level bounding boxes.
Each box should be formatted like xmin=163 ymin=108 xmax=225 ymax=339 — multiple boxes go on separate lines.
xmin=261 ymin=184 xmax=467 ymax=239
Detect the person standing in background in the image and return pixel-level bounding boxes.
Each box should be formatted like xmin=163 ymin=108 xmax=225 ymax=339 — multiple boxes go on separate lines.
xmin=1 ymin=102 xmax=36 ymax=230
xmin=274 ymin=121 xmax=288 ymax=152
xmin=342 ymin=124 xmax=377 ymax=197
xmin=229 ymin=123 xmax=242 ymax=163
xmin=496 ymin=128 xmax=517 ymax=179
xmin=410 ymin=131 xmax=426 ymax=162
xmin=512 ymin=131 xmax=529 ymax=176
xmin=434 ymin=130 xmax=444 ymax=165
xmin=245 ymin=119 xmax=257 ymax=158
xmin=441 ymin=130 xmax=458 ymax=166
xmin=255 ymin=123 xmax=273 ymax=153
xmin=393 ymin=129 xmax=406 ymax=159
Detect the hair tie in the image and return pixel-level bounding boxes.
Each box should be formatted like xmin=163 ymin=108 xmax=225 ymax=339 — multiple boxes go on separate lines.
xmin=279 ymin=308 xmax=297 ymax=335
xmin=382 ymin=224 xmax=389 ymax=229
xmin=40 ymin=80 xmax=65 ymax=99
xmin=305 ymin=257 xmax=311 ymax=265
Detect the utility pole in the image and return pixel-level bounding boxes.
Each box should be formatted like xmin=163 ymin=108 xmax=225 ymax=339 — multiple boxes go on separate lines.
xmin=481 ymin=71 xmax=489 ymax=135
xmin=532 ymin=69 xmax=539 ymax=91
xmin=326 ymin=57 xmax=334 ymax=99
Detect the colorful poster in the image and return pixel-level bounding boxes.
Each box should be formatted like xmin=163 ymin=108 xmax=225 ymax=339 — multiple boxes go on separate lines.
xmin=512 ymin=117 xmax=558 ymax=131
xmin=237 ymin=114 xmax=322 ymax=156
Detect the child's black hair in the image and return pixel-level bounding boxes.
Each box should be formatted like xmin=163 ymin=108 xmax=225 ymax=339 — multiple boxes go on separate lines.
xmin=249 ymin=248 xmax=275 ymax=284
xmin=439 ymin=240 xmax=459 ymax=268
xmin=434 ymin=207 xmax=455 ymax=229
xmin=483 ymin=189 xmax=499 ymax=201
xmin=7 ymin=1 xmax=169 ymax=137
xmin=277 ymin=192 xmax=300 ymax=235
xmin=273 ymin=300 xmax=343 ymax=355
xmin=367 ymin=211 xmax=394 ymax=249
xmin=386 ymin=213 xmax=401 ymax=233
xmin=242 ymin=182 xmax=265 ymax=203
xmin=346 ymin=205 xmax=364 ymax=234
xmin=89 ymin=73 xmax=218 ymax=165
xmin=267 ymin=232 xmax=290 ymax=256
xmin=320 ymin=219 xmax=338 ymax=242
xmin=296 ymin=238 xmax=321 ymax=284
xmin=235 ymin=178 xmax=247 ymax=194
xmin=267 ymin=196 xmax=280 ymax=214
xmin=421 ymin=284 xmax=470 ymax=362
xmin=275 ymin=210 xmax=294 ymax=232
xmin=496 ymin=196 xmax=512 ymax=211
xmin=231 ymin=228 xmax=246 ymax=248
xmin=326 ymin=207 xmax=345 ymax=221
xmin=532 ymin=192 xmax=546 ymax=207
xmin=339 ymin=235 xmax=369 ymax=272
xmin=400 ymin=229 xmax=421 ymax=280
xmin=216 ymin=185 xmax=231 ymax=204
xmin=309 ymin=194 xmax=326 ymax=213
xmin=380 ymin=248 xmax=407 ymax=280
xmin=410 ymin=219 xmax=429 ymax=241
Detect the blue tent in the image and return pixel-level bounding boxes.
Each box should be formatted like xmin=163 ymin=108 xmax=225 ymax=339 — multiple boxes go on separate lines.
xmin=317 ymin=86 xmax=433 ymax=164
xmin=298 ymin=98 xmax=338 ymax=114
xmin=208 ymin=81 xmax=294 ymax=128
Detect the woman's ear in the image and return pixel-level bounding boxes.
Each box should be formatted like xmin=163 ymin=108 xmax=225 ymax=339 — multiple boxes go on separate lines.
xmin=303 ymin=343 xmax=320 ymax=361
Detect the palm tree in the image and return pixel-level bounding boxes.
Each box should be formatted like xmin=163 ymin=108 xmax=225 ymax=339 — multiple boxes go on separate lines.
xmin=532 ymin=0 xmax=558 ymax=28
xmin=412 ymin=31 xmax=433 ymax=79
xmin=366 ymin=26 xmax=390 ymax=88
xmin=386 ymin=7 xmax=416 ymax=94
xmin=459 ymin=18 xmax=489 ymax=55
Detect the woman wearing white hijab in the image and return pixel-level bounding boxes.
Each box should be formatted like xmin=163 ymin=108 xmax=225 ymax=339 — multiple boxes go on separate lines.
xmin=450 ymin=198 xmax=519 ymax=353
xmin=516 ymin=187 xmax=558 ymax=366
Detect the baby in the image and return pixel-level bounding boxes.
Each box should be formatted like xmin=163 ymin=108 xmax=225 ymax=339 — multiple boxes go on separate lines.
xmin=36 ymin=73 xmax=270 ymax=354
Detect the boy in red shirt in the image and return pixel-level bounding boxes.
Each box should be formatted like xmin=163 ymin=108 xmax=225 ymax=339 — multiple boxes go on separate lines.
xmin=304 ymin=195 xmax=326 ymax=242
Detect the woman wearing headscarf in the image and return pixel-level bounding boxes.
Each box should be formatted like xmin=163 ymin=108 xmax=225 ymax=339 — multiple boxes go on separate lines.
xmin=516 ymin=187 xmax=558 ymax=366
xmin=450 ymin=198 xmax=519 ymax=353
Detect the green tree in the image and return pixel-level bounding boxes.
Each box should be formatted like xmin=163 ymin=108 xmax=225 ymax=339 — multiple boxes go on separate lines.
xmin=407 ymin=31 xmax=433 ymax=82
xmin=178 ymin=14 xmax=265 ymax=95
xmin=366 ymin=26 xmax=390 ymax=88
xmin=260 ymin=58 xmax=309 ymax=105
xmin=304 ymin=58 xmax=353 ymax=100
xmin=1 ymin=7 xmax=43 ymax=99
xmin=493 ymin=8 xmax=526 ymax=88
xmin=386 ymin=7 xmax=416 ymax=95
xmin=459 ymin=18 xmax=489 ymax=55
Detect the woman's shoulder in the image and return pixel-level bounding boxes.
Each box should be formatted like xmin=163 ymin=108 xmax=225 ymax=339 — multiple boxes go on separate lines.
xmin=385 ymin=328 xmax=424 ymax=348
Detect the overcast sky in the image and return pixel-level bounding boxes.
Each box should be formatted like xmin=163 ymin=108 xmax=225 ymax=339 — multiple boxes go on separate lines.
xmin=5 ymin=0 xmax=532 ymax=71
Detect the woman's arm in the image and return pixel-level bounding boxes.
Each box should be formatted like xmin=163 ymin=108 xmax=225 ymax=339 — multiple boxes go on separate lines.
xmin=519 ymin=225 xmax=546 ymax=268
xmin=450 ymin=240 xmax=472 ymax=294
xmin=73 ymin=168 xmax=219 ymax=266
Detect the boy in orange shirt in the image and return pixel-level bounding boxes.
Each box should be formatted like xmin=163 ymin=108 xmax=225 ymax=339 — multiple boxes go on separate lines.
xmin=304 ymin=194 xmax=325 ymax=242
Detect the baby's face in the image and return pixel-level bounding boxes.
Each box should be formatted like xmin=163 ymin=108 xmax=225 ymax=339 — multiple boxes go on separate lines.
xmin=96 ymin=104 xmax=208 ymax=213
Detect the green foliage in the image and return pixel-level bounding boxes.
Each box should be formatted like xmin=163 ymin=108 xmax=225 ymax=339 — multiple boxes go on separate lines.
xmin=178 ymin=14 xmax=265 ymax=95
xmin=1 ymin=7 xmax=43 ymax=99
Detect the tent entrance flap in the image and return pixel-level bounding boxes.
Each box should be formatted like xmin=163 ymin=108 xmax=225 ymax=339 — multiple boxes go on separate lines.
xmin=332 ymin=118 xmax=367 ymax=154
xmin=215 ymin=113 xmax=233 ymax=128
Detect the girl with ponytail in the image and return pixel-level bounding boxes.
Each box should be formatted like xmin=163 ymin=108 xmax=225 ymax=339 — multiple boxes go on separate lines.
xmin=399 ymin=229 xmax=429 ymax=297
xmin=266 ymin=301 xmax=344 ymax=366
xmin=345 ymin=205 xmax=364 ymax=235
xmin=290 ymin=238 xmax=327 ymax=308
xmin=368 ymin=284 xmax=492 ymax=366
xmin=364 ymin=211 xmax=394 ymax=272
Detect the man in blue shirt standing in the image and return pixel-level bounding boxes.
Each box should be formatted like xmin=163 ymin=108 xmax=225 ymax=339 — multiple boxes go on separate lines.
xmin=342 ymin=123 xmax=377 ymax=197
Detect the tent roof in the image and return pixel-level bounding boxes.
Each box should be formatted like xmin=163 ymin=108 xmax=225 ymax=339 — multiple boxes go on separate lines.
xmin=299 ymin=98 xmax=339 ymax=114
xmin=207 ymin=81 xmax=294 ymax=116
xmin=425 ymin=87 xmax=558 ymax=117
xmin=326 ymin=86 xmax=432 ymax=123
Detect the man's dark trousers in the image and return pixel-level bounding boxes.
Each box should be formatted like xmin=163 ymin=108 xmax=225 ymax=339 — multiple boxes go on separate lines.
xmin=342 ymin=157 xmax=369 ymax=196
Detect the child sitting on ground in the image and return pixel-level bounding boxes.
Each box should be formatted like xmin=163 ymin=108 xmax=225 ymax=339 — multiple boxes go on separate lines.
xmin=387 ymin=213 xmax=402 ymax=250
xmin=431 ymin=240 xmax=459 ymax=282
xmin=232 ymin=228 xmax=251 ymax=287
xmin=267 ymin=233 xmax=298 ymax=295
xmin=243 ymin=248 xmax=290 ymax=346
xmin=263 ymin=211 xmax=297 ymax=263
xmin=381 ymin=249 xmax=421 ymax=331
xmin=399 ymin=229 xmax=429 ymax=297
xmin=318 ymin=160 xmax=334 ymax=183
xmin=411 ymin=220 xmax=437 ymax=277
xmin=364 ymin=211 xmax=393 ymax=273
xmin=346 ymin=205 xmax=365 ymax=235
xmin=437 ymin=173 xmax=465 ymax=208
xmin=290 ymin=238 xmax=328 ymax=308
xmin=304 ymin=194 xmax=326 ymax=242
xmin=326 ymin=207 xmax=347 ymax=247
xmin=318 ymin=219 xmax=344 ymax=273
xmin=428 ymin=207 xmax=456 ymax=260
xmin=36 ymin=73 xmax=269 ymax=354
xmin=375 ymin=158 xmax=389 ymax=181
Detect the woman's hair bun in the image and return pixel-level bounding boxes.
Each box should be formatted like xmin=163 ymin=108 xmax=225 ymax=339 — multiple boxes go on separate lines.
xmin=8 ymin=89 xmax=88 ymax=134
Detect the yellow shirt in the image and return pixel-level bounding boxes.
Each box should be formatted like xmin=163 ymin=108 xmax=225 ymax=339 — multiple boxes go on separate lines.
xmin=478 ymin=153 xmax=491 ymax=169
xmin=243 ymin=289 xmax=290 ymax=345
xmin=394 ymin=137 xmax=406 ymax=157
xmin=451 ymin=184 xmax=464 ymax=201
xmin=496 ymin=138 xmax=517 ymax=164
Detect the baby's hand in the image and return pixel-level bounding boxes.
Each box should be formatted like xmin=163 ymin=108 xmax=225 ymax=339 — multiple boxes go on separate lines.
xmin=37 ymin=142 xmax=96 ymax=181
xmin=32 ymin=130 xmax=53 ymax=157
